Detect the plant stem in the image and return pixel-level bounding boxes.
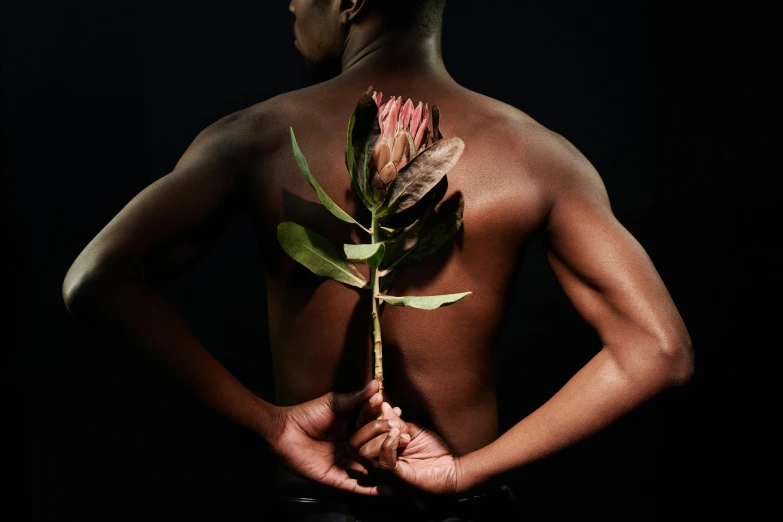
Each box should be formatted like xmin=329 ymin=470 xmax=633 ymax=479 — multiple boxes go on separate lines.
xmin=370 ymin=211 xmax=384 ymax=419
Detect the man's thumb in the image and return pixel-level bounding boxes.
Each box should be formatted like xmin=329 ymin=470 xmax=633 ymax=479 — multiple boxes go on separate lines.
xmin=330 ymin=379 xmax=380 ymax=416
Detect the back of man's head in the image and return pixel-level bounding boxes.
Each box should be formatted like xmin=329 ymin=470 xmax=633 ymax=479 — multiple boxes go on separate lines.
xmin=371 ymin=0 xmax=447 ymax=35
xmin=291 ymin=0 xmax=448 ymax=76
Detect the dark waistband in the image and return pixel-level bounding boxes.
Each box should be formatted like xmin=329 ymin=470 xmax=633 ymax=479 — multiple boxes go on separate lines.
xmin=273 ymin=476 xmax=515 ymax=507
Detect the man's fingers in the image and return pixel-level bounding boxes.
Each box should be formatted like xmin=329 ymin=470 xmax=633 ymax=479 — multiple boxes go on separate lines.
xmin=330 ymin=379 xmax=380 ymax=417
xmin=357 ymin=433 xmax=387 ymax=461
xmin=357 ymin=430 xmax=410 ymax=462
xmin=356 ymin=392 xmax=383 ymax=430
xmin=377 ymin=428 xmax=401 ymax=470
xmin=349 ymin=419 xmax=401 ymax=450
xmin=351 ymin=401 xmax=410 ymax=464
xmin=381 ymin=401 xmax=397 ymax=420
xmin=342 ymin=480 xmax=396 ymax=497
xmin=335 ymin=453 xmax=371 ymax=477
xmin=331 ymin=469 xmax=395 ymax=496
xmin=380 ymin=402 xmax=410 ymax=435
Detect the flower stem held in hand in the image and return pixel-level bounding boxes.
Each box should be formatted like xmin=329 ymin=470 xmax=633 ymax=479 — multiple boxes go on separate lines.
xmin=371 ymin=209 xmax=384 ymax=418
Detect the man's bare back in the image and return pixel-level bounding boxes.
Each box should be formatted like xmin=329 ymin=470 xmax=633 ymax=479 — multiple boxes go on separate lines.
xmin=249 ymin=79 xmax=548 ymax=434
xmin=197 ymin=71 xmax=622 ymax=484
xmin=63 ymin=0 xmax=692 ymax=504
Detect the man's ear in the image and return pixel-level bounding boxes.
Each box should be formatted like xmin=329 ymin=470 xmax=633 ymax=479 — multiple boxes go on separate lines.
xmin=339 ymin=0 xmax=368 ymax=24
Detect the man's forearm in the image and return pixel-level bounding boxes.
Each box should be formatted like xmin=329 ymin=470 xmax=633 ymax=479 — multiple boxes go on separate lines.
xmin=456 ymin=341 xmax=692 ymax=491
xmin=64 ymin=276 xmax=281 ymax=444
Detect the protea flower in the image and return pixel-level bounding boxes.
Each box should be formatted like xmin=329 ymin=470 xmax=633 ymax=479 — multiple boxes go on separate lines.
xmin=369 ymin=92 xmax=430 ymax=193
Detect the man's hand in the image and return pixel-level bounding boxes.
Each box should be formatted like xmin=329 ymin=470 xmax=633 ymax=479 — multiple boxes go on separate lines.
xmin=350 ymin=402 xmax=463 ymax=496
xmin=267 ymin=379 xmax=410 ymax=495
xmin=355 ymin=391 xmax=404 ymax=430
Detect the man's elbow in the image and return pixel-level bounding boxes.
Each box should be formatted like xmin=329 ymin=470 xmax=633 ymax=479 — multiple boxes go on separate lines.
xmin=62 ymin=261 xmax=110 ymax=316
xmin=656 ymin=335 xmax=694 ymax=387
xmin=62 ymin=268 xmax=93 ymax=316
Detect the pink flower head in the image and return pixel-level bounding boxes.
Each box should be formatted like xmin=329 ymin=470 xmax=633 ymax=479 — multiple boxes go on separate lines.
xmin=370 ymin=91 xmax=430 ymax=185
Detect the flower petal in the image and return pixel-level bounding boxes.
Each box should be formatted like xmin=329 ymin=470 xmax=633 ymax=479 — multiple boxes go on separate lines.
xmin=401 ymin=98 xmax=413 ymax=132
xmin=413 ymin=116 xmax=428 ymax=151
xmin=393 ymin=97 xmax=403 ymax=133
xmin=377 ymin=141 xmax=391 ymax=168
xmin=384 ymin=99 xmax=398 ymax=141
xmin=379 ymin=161 xmax=397 ymax=184
xmin=371 ymin=137 xmax=382 ymax=168
xmin=402 ymin=130 xmax=416 ymax=165
xmin=380 ymin=98 xmax=393 ymax=119
xmin=409 ymin=102 xmax=422 ymax=137
xmin=391 ymin=131 xmax=407 ymax=164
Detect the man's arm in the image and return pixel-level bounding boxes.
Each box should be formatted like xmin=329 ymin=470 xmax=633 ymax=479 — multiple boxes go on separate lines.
xmin=61 ymin=111 xmax=283 ymax=442
xmin=61 ymin=109 xmax=413 ymax=495
xmin=456 ymin=132 xmax=694 ymax=490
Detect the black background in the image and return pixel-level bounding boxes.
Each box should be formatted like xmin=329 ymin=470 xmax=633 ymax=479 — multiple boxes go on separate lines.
xmin=4 ymin=1 xmax=767 ymax=519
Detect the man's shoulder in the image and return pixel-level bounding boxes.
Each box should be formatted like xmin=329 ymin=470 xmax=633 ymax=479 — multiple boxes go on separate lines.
xmin=185 ymin=87 xmax=318 ymax=165
xmin=459 ymin=89 xmax=606 ymax=223
xmin=461 ymin=89 xmax=593 ymax=180
xmin=190 ymin=84 xmax=593 ymax=186
xmin=458 ymin=89 xmax=571 ymax=153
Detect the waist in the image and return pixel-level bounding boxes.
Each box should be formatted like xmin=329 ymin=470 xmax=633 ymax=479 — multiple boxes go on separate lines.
xmin=272 ymin=461 xmax=511 ymax=505
xmin=274 ymin=475 xmax=518 ymax=522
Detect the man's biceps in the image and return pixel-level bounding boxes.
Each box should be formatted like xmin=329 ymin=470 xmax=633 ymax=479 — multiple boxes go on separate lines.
xmin=545 ymin=204 xmax=639 ymax=290
xmin=545 ymin=216 xmax=679 ymax=343
xmin=546 ymin=209 xmax=647 ymax=299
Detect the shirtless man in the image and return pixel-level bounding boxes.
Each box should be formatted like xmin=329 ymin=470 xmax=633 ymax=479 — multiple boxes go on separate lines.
xmin=62 ymin=0 xmax=694 ymax=519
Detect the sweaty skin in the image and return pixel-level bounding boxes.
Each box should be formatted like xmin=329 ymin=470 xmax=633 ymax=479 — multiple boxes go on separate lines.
xmin=62 ymin=0 xmax=693 ymax=495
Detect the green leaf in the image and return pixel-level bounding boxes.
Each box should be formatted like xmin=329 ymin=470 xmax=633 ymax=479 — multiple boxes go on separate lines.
xmin=349 ymin=86 xmax=381 ymax=210
xmin=379 ymin=269 xmax=396 ymax=294
xmin=379 ymin=205 xmax=433 ymax=272
xmin=377 ymin=291 xmax=472 ymax=310
xmin=432 ymin=105 xmax=444 ymax=142
xmin=402 ymin=193 xmax=464 ymax=265
xmin=377 ymin=137 xmax=464 ymax=217
xmin=346 ymin=113 xmax=367 ymax=207
xmin=377 ymin=269 xmax=397 ymax=314
xmin=378 ymin=173 xmax=447 ymax=229
xmin=344 ymin=242 xmax=386 ymax=268
xmin=277 ymin=222 xmax=368 ymax=288
xmin=290 ymin=127 xmax=369 ymax=232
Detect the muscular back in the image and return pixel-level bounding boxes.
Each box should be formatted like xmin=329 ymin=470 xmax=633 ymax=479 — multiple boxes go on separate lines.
xmin=67 ymin=61 xmax=679 ymax=489
xmin=215 ymin=72 xmax=570 ymax=459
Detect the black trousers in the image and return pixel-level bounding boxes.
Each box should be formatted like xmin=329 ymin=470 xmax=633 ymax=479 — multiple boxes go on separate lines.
xmin=273 ymin=478 xmax=522 ymax=522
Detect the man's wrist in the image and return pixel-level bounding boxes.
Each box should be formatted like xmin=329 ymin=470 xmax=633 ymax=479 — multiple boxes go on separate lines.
xmin=251 ymin=396 xmax=285 ymax=448
xmin=454 ymin=447 xmax=494 ymax=494
xmin=454 ymin=454 xmax=469 ymax=494
xmin=454 ymin=451 xmax=478 ymax=493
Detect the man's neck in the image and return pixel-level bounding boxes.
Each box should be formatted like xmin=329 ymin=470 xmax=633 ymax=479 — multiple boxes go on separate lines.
xmin=339 ymin=27 xmax=452 ymax=83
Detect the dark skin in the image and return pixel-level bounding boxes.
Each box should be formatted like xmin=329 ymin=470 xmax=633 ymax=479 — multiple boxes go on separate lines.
xmin=62 ymin=0 xmax=694 ymax=498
